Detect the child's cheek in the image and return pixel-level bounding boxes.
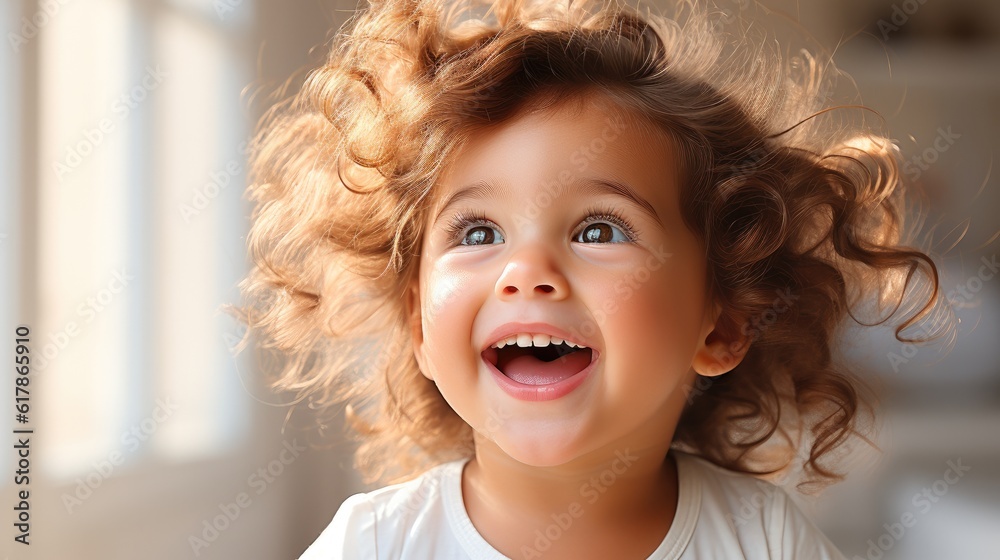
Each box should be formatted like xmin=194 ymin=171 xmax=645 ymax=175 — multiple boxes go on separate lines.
xmin=599 ymin=253 xmax=707 ymax=381
xmin=420 ymin=259 xmax=481 ymax=360
xmin=423 ymin=265 xmax=473 ymax=323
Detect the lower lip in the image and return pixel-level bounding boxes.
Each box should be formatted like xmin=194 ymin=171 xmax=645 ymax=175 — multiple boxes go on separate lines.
xmin=482 ymin=351 xmax=598 ymax=402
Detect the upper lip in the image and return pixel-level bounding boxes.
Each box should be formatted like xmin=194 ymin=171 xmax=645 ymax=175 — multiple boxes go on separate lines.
xmin=481 ymin=321 xmax=597 ymax=352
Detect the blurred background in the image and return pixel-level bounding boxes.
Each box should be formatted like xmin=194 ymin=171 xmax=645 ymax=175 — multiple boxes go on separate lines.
xmin=0 ymin=0 xmax=997 ymax=559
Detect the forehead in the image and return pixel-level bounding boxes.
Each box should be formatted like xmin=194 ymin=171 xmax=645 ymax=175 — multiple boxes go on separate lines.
xmin=430 ymin=94 xmax=680 ymax=218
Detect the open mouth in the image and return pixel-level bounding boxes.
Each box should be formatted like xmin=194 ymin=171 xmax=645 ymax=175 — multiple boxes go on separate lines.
xmin=482 ymin=342 xmax=594 ymax=386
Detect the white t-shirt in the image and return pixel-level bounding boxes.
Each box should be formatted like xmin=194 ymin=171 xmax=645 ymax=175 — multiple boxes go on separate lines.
xmin=298 ymin=451 xmax=847 ymax=559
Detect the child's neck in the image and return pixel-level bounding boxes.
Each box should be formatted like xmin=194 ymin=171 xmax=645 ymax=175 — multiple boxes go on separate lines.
xmin=462 ymin=433 xmax=679 ymax=559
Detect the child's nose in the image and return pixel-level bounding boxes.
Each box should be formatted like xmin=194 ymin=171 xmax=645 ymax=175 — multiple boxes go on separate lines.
xmin=494 ymin=249 xmax=569 ymax=300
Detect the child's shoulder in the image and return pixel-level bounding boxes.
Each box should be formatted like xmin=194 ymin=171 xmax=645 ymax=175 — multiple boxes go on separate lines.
xmin=676 ymin=449 xmax=786 ymax=495
xmin=673 ymin=450 xmax=847 ymax=560
xmin=297 ymin=458 xmax=469 ymax=560
xmin=675 ymin=450 xmax=790 ymax=528
xmin=355 ymin=458 xmax=460 ymax=514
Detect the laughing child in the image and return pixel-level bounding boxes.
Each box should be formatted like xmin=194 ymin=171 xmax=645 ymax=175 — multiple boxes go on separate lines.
xmin=234 ymin=0 xmax=950 ymax=557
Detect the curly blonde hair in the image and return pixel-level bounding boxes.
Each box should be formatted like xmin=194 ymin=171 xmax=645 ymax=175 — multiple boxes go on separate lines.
xmin=230 ymin=0 xmax=953 ymax=490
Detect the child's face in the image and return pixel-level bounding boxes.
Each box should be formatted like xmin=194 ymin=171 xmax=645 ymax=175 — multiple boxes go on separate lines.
xmin=407 ymin=96 xmax=733 ymax=467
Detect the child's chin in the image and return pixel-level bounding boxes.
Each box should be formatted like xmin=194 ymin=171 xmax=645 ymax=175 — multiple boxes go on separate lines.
xmin=471 ymin=410 xmax=599 ymax=467
xmin=490 ymin=435 xmax=591 ymax=468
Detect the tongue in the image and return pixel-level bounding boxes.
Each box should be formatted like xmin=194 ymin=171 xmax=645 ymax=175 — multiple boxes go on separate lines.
xmin=499 ymin=349 xmax=592 ymax=385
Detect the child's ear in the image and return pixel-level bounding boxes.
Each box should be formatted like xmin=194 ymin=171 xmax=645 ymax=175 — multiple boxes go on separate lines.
xmin=405 ymin=281 xmax=432 ymax=381
xmin=691 ymin=301 xmax=750 ymax=377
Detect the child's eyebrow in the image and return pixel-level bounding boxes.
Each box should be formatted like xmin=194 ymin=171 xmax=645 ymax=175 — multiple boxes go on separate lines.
xmin=432 ymin=177 xmax=662 ymax=226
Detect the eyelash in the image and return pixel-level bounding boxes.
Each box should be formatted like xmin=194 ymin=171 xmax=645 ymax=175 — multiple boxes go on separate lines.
xmin=444 ymin=204 xmax=640 ymax=245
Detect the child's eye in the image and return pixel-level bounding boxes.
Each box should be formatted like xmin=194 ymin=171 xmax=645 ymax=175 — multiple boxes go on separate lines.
xmin=444 ymin=205 xmax=639 ymax=247
xmin=572 ymin=205 xmax=638 ymax=244
xmin=447 ymin=212 xmax=503 ymax=245
xmin=446 ymin=211 xmax=505 ymax=246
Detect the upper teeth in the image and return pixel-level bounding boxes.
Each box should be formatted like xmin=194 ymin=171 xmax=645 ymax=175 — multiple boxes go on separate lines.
xmin=490 ymin=333 xmax=587 ymax=349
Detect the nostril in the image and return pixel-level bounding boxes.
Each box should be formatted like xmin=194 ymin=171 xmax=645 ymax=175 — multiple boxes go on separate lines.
xmin=499 ymin=284 xmax=557 ymax=296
